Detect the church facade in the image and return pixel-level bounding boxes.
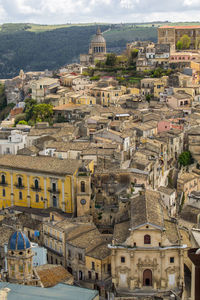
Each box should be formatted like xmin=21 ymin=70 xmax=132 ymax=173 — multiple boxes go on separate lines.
xmin=109 ymin=190 xmax=186 ymax=297
xmin=80 ymin=27 xmax=107 ymax=65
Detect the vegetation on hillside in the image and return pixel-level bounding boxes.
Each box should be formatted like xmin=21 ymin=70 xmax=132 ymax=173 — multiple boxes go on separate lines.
xmin=0 ymin=25 xmax=109 ymax=79
xmin=15 ymin=98 xmax=53 ymax=126
xmin=0 ymin=21 xmax=200 ymax=79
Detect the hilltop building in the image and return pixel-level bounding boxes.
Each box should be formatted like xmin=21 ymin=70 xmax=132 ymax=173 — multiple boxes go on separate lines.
xmin=80 ymin=27 xmax=107 ymax=65
xmin=158 ymin=25 xmax=200 ymax=51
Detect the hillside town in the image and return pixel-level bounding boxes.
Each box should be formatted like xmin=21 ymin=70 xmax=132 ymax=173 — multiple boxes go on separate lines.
xmin=0 ymin=25 xmax=200 ymax=300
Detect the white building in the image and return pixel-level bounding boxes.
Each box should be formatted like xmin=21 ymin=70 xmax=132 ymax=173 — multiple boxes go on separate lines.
xmin=31 ymin=242 xmax=47 ymax=267
xmin=158 ymin=186 xmax=176 ymax=217
xmin=0 ymin=130 xmax=27 ymax=155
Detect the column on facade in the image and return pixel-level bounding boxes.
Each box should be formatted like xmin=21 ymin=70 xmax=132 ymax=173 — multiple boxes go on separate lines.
xmin=44 ymin=177 xmax=47 ymax=209
xmin=130 ymin=251 xmax=135 ymax=289
xmin=27 ymin=176 xmax=30 ymax=207
xmin=62 ymin=180 xmax=65 ymax=212
xmin=10 ymin=173 xmax=14 ymax=206
xmin=111 ymin=249 xmax=116 ymax=284
xmin=179 ymin=249 xmax=184 ymax=286
xmin=160 ymin=250 xmax=166 ymax=288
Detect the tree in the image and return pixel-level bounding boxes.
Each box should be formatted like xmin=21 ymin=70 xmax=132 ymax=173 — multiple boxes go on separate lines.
xmin=105 ymin=53 xmax=117 ymax=66
xmin=18 ymin=120 xmax=28 ymax=125
xmin=176 ymin=35 xmax=191 ymax=50
xmin=24 ymin=98 xmax=37 ymax=121
xmin=32 ymin=103 xmax=53 ymax=123
xmin=178 ymin=151 xmax=193 ymax=167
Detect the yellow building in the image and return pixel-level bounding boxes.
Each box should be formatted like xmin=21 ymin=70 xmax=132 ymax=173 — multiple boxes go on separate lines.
xmin=91 ymin=86 xmax=125 ymax=106
xmin=153 ymin=76 xmax=168 ymax=99
xmin=191 ymin=60 xmax=200 ymax=84
xmin=85 ymin=243 xmax=111 ymax=282
xmin=0 ymin=155 xmax=93 ymax=215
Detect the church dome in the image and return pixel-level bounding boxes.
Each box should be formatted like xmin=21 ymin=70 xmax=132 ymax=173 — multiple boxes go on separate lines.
xmin=8 ymin=231 xmax=31 ymax=251
xmin=91 ymin=28 xmax=106 ymax=44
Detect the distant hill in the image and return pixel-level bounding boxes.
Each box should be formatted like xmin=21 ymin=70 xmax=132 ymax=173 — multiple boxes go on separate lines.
xmin=0 ymin=22 xmax=200 ymax=79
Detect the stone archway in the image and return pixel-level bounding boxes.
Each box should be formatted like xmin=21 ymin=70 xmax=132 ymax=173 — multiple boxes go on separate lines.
xmin=143 ymin=269 xmax=152 ymax=286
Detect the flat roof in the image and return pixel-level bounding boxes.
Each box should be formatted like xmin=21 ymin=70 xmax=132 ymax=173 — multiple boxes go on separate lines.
xmin=0 ymin=283 xmax=98 ymax=300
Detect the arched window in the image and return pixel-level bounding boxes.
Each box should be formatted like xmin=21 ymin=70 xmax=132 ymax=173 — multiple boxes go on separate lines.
xmin=81 ymin=181 xmax=85 ymax=193
xmin=1 ymin=174 xmax=5 ymax=184
xmin=35 ymin=194 xmax=39 ymax=203
xmin=144 ymin=234 xmax=151 ymax=244
xmin=18 ymin=177 xmax=22 ymax=187
xmin=35 ymin=179 xmax=39 ymax=189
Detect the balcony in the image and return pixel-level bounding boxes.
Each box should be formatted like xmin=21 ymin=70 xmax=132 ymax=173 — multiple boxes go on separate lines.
xmin=48 ymin=188 xmax=60 ymax=194
xmin=14 ymin=183 xmax=25 ymax=189
xmin=0 ymin=181 xmax=8 ymax=187
xmin=31 ymin=185 xmax=42 ymax=192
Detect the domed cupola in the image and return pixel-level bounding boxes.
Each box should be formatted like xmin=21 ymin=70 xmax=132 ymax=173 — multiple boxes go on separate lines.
xmin=8 ymin=231 xmax=31 ymax=251
xmin=90 ymin=27 xmax=106 ymax=55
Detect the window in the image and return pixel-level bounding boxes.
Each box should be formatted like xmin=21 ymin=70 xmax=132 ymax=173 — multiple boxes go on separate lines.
xmin=121 ymin=256 xmax=125 ymax=263
xmin=1 ymin=174 xmax=5 ymax=184
xmin=52 ymin=182 xmax=56 ymax=192
xmin=81 ymin=181 xmax=85 ymax=193
xmin=170 ymin=257 xmax=174 ymax=263
xmin=2 ymin=189 xmax=5 ymax=197
xmin=19 ymin=264 xmax=23 ymax=274
xmin=78 ymin=253 xmax=83 ymax=261
xmin=35 ymin=194 xmax=39 ymax=203
xmin=19 ymin=191 xmax=22 ymax=200
xmin=68 ymin=249 xmax=71 ymax=258
xmin=95 ymin=273 xmax=99 ymax=280
xmin=144 ymin=235 xmax=151 ymax=244
xmin=34 ymin=179 xmax=39 ymax=189
xmin=18 ymin=177 xmax=22 ymax=187
xmin=88 ymin=271 xmax=92 ymax=279
xmin=92 ymin=262 xmax=95 ymax=270
xmin=53 ymin=196 xmax=57 ymax=208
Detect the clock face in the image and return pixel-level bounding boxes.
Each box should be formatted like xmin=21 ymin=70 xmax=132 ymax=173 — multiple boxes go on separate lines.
xmin=80 ymin=199 xmax=86 ymax=205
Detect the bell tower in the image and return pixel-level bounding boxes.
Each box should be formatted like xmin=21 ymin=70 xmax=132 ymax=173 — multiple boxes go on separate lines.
xmin=76 ymin=167 xmax=92 ymax=217
xmin=7 ymin=231 xmax=33 ymax=284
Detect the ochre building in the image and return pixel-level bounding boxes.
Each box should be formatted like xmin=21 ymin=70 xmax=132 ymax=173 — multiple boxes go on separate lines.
xmin=0 ymin=155 xmax=93 ymax=215
xmin=158 ymin=25 xmax=200 ymax=51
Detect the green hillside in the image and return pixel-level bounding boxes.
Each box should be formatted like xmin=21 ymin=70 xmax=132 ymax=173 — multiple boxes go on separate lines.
xmin=0 ymin=22 xmax=200 ymax=79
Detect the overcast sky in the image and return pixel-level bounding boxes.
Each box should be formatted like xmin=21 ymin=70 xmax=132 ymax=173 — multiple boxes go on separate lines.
xmin=0 ymin=0 xmax=200 ymax=24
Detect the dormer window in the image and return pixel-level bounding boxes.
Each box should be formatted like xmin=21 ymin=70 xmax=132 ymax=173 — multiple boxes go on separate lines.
xmin=144 ymin=234 xmax=151 ymax=244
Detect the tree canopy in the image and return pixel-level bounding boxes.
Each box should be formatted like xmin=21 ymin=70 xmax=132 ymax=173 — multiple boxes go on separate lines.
xmin=178 ymin=151 xmax=193 ymax=167
xmin=176 ymin=35 xmax=191 ymax=50
xmin=105 ymin=53 xmax=117 ymax=66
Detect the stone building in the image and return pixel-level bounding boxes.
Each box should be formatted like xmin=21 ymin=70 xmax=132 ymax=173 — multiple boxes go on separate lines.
xmin=109 ymin=190 xmax=186 ymax=297
xmin=80 ymin=28 xmax=107 ymax=65
xmin=158 ymin=25 xmax=200 ymax=51
xmin=7 ymin=230 xmax=34 ymax=284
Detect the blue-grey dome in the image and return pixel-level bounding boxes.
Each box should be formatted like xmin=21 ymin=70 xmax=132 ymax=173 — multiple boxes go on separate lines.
xmin=8 ymin=231 xmax=31 ymax=251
